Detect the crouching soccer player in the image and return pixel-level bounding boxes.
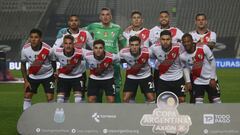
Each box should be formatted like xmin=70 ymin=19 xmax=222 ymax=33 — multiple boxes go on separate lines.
xmin=21 ymin=29 xmax=56 ymax=110
xmin=84 ymin=39 xmax=119 ymax=103
xmin=120 ymin=36 xmax=155 ymax=103
xmin=180 ymin=33 xmax=221 ymax=104
xmin=54 ymin=35 xmax=85 ymax=103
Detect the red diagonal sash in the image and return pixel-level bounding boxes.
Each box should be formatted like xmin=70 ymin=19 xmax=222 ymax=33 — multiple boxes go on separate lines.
xmin=138 ymin=29 xmax=150 ymax=41
xmin=28 ymin=48 xmax=50 ymax=75
xmin=75 ymin=31 xmax=87 ymax=49
xmin=58 ymin=53 xmax=82 ymax=74
xmin=127 ymin=51 xmax=149 ymax=75
xmin=192 ymin=47 xmax=204 ymax=81
xmin=158 ymin=47 xmax=179 ymax=75
xmin=90 ymin=57 xmax=113 ymax=76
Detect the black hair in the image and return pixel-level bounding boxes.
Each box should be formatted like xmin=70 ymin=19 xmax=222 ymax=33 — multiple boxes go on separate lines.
xmin=160 ymin=10 xmax=170 ymax=15
xmin=63 ymin=35 xmax=75 ymax=42
xmin=129 ymin=36 xmax=141 ymax=44
xmin=182 ymin=33 xmax=193 ymax=41
xmin=93 ymin=39 xmax=105 ymax=47
xmin=160 ymin=30 xmax=171 ymax=37
xmin=195 ymin=13 xmax=207 ymax=20
xmin=68 ymin=14 xmax=80 ymax=21
xmin=29 ymin=28 xmax=42 ymax=37
xmin=131 ymin=10 xmax=142 ymax=17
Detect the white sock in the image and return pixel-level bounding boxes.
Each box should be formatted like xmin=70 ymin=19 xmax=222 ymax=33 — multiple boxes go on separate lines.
xmin=195 ymin=98 xmax=204 ymax=104
xmin=74 ymin=94 xmax=82 ymax=103
xmin=57 ymin=95 xmax=64 ymax=103
xmin=23 ymin=98 xmax=32 ymax=111
xmin=213 ymin=97 xmax=222 ymax=103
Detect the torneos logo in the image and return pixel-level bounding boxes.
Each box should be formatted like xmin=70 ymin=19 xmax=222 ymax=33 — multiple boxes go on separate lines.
xmin=92 ymin=112 xmax=116 ymax=123
xmin=140 ymin=91 xmax=192 ymax=135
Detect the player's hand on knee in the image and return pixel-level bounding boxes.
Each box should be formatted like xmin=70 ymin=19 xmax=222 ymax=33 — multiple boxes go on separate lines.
xmin=209 ymin=79 xmax=217 ymax=89
xmin=185 ymin=82 xmax=192 ymax=92
xmin=24 ymin=81 xmax=31 ymax=91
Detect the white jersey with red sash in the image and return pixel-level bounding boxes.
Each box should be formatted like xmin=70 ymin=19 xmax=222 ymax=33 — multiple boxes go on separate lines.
xmin=21 ymin=42 xmax=55 ymax=79
xmin=84 ymin=50 xmax=119 ymax=80
xmin=54 ymin=48 xmax=86 ymax=79
xmin=120 ymin=47 xmax=151 ymax=79
xmin=149 ymin=26 xmax=184 ymax=44
xmin=189 ymin=30 xmax=216 ymax=44
xmin=150 ymin=43 xmax=183 ymax=81
xmin=180 ymin=44 xmax=216 ymax=85
xmin=53 ymin=28 xmax=93 ymax=49
xmin=123 ymin=27 xmax=150 ymax=47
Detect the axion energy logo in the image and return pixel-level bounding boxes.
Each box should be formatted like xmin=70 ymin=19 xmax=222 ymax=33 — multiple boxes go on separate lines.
xmin=140 ymin=92 xmax=192 ymax=135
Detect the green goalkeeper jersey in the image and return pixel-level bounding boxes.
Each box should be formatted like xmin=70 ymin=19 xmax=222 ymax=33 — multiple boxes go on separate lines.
xmin=86 ymin=22 xmax=127 ymax=54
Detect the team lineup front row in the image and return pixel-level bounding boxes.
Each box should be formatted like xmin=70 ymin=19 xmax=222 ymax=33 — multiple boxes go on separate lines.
xmin=21 ymin=28 xmax=221 ymax=110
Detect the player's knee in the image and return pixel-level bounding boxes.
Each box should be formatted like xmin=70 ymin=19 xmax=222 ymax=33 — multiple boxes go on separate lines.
xmin=195 ymin=97 xmax=204 ymax=104
xmin=24 ymin=92 xmax=33 ymax=99
xmin=107 ymin=96 xmax=115 ymax=103
xmin=88 ymin=96 xmax=96 ymax=103
xmin=74 ymin=93 xmax=82 ymax=103
xmin=178 ymin=97 xmax=185 ymax=103
xmin=212 ymin=97 xmax=221 ymax=104
xmin=57 ymin=94 xmax=65 ymax=103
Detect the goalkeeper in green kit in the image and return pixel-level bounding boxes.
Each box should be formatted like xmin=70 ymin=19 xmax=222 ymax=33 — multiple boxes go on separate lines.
xmin=86 ymin=7 xmax=127 ymax=103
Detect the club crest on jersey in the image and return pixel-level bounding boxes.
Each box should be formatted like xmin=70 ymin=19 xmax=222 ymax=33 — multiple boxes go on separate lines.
xmin=74 ymin=58 xmax=78 ymax=63
xmin=41 ymin=54 xmax=46 ymax=59
xmin=171 ymin=52 xmax=177 ymax=59
xmin=80 ymin=36 xmax=85 ymax=42
xmin=104 ymin=63 xmax=109 ymax=67
xmin=141 ymin=58 xmax=146 ymax=63
xmin=104 ymin=32 xmax=108 ymax=37
xmin=198 ymin=54 xmax=203 ymax=60
xmin=141 ymin=33 xmax=146 ymax=39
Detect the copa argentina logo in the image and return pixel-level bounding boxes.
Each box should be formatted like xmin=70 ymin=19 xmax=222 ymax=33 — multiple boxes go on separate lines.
xmin=140 ymin=92 xmax=192 ymax=135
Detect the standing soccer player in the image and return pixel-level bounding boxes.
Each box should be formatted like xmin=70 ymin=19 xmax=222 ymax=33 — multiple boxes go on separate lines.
xmin=180 ymin=33 xmax=221 ymax=104
xmin=53 ymin=15 xmax=93 ymax=49
xmin=123 ymin=10 xmax=150 ymax=47
xmin=190 ymin=13 xmax=216 ymax=50
xmin=149 ymin=11 xmax=184 ymax=95
xmin=189 ymin=13 xmax=217 ymax=103
xmin=86 ymin=7 xmax=127 ymax=103
xmin=54 ymin=35 xmax=85 ymax=103
xmin=53 ymin=15 xmax=93 ymax=102
xmin=149 ymin=11 xmax=184 ymax=45
xmin=84 ymin=39 xmax=119 ymax=103
xmin=120 ymin=36 xmax=155 ymax=103
xmin=21 ymin=29 xmax=56 ymax=110
xmin=150 ymin=30 xmax=185 ymax=103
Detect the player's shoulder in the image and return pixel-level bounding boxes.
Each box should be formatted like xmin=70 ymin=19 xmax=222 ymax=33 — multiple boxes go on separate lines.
xmin=22 ymin=43 xmax=31 ymax=49
xmin=42 ymin=42 xmax=51 ymax=49
xmin=180 ymin=51 xmax=188 ymax=60
xmin=150 ymin=26 xmax=160 ymax=32
xmin=55 ymin=48 xmax=64 ymax=53
xmin=111 ymin=23 xmax=121 ymax=28
xmin=56 ymin=28 xmax=68 ymax=38
xmin=120 ymin=47 xmax=130 ymax=54
xmin=85 ymin=50 xmax=94 ymax=57
xmin=189 ymin=30 xmax=196 ymax=34
xmin=105 ymin=51 xmax=113 ymax=57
